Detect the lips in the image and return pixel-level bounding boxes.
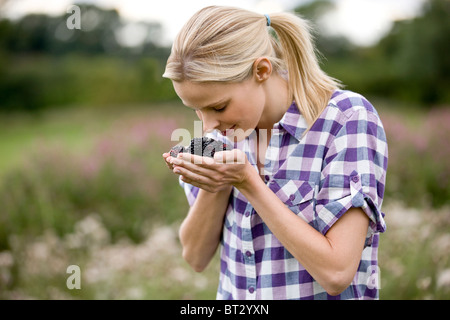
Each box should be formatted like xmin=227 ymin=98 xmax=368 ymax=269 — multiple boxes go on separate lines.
xmin=221 ymin=125 xmax=236 ymax=136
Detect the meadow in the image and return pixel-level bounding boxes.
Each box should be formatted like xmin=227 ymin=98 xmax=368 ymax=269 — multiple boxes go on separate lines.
xmin=0 ymin=100 xmax=449 ymax=300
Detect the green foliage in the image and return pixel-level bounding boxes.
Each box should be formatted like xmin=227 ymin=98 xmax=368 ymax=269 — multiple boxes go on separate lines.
xmin=0 ymin=4 xmax=174 ymax=112
xmin=378 ymin=0 xmax=450 ymax=104
xmin=1 ymin=1 xmax=449 ymax=113
xmin=379 ymin=203 xmax=450 ymax=300
xmin=0 ymin=54 xmax=177 ymax=112
xmin=380 ymin=106 xmax=450 ymax=208
xmin=0 ymin=4 xmax=165 ymax=56
xmin=0 ymin=105 xmax=192 ymax=251
xmin=297 ymin=0 xmax=450 ymax=106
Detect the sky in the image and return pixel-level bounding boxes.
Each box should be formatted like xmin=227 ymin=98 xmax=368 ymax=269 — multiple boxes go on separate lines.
xmin=1 ymin=0 xmax=426 ymax=47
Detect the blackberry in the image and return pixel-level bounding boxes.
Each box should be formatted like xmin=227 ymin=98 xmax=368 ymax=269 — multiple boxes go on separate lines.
xmin=169 ymin=145 xmax=184 ymax=158
xmin=169 ymin=137 xmax=232 ymax=158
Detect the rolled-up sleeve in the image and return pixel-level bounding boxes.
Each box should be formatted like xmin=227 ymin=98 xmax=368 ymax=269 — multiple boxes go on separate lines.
xmin=314 ymin=107 xmax=388 ymax=246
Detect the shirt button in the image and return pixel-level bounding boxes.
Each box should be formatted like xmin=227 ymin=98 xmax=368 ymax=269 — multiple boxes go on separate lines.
xmin=245 ymin=250 xmax=252 ymax=257
xmin=264 ymin=175 xmax=270 ymax=181
xmin=289 ymin=194 xmax=296 ymax=201
xmin=352 ymin=175 xmax=359 ymax=183
xmin=248 ymin=286 xmax=255 ymax=294
xmin=245 ymin=211 xmax=250 ymax=217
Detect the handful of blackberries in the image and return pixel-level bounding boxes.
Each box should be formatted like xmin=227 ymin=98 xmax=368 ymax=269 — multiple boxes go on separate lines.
xmin=169 ymin=137 xmax=232 ymax=158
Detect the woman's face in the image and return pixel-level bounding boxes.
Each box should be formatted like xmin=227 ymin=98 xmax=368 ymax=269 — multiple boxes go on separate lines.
xmin=172 ymin=78 xmax=266 ymax=142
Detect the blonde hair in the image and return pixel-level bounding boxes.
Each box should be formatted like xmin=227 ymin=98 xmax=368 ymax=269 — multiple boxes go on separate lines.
xmin=163 ymin=6 xmax=341 ymax=126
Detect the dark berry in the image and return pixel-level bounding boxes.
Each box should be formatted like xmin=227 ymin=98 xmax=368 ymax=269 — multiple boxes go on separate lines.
xmin=188 ymin=137 xmax=204 ymax=156
xmin=169 ymin=145 xmax=185 ymax=157
xmin=169 ymin=137 xmax=232 ymax=158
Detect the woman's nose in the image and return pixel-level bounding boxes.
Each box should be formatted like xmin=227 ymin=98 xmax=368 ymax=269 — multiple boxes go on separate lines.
xmin=200 ymin=113 xmax=220 ymax=133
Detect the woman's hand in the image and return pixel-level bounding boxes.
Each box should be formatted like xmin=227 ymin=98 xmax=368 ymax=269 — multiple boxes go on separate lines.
xmin=168 ymin=149 xmax=254 ymax=193
xmin=162 ymin=152 xmax=175 ymax=171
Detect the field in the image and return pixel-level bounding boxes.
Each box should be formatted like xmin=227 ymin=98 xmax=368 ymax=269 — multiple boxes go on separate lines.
xmin=0 ymin=100 xmax=449 ymax=299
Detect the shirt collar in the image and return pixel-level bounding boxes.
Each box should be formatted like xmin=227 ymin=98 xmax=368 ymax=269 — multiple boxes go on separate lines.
xmin=277 ymin=101 xmax=308 ymax=141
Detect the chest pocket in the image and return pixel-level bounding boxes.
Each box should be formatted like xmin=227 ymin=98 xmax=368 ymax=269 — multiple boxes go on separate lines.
xmin=271 ymin=179 xmax=316 ymax=224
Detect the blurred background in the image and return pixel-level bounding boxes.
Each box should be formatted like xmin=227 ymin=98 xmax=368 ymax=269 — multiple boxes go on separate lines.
xmin=0 ymin=0 xmax=448 ymax=300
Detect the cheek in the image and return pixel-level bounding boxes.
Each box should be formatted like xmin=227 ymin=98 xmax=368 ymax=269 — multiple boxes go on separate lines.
xmin=241 ymin=86 xmax=264 ymax=111
xmin=245 ymin=95 xmax=265 ymax=122
xmin=247 ymin=85 xmax=266 ymax=111
xmin=233 ymin=103 xmax=263 ymax=135
xmin=237 ymin=97 xmax=263 ymax=120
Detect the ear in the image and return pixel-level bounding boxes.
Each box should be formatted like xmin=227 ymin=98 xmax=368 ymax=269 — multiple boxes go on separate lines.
xmin=252 ymin=57 xmax=272 ymax=83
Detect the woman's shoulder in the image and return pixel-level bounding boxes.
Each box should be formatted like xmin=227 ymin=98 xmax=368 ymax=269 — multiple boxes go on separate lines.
xmin=312 ymin=89 xmax=384 ymax=137
xmin=328 ymin=89 xmax=379 ymax=118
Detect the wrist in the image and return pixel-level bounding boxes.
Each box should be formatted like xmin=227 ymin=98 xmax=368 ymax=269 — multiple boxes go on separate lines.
xmin=199 ymin=184 xmax=233 ymax=197
xmin=233 ymin=164 xmax=260 ymax=193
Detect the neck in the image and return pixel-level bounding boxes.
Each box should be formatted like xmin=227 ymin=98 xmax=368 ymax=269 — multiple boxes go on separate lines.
xmin=257 ymin=73 xmax=291 ymax=131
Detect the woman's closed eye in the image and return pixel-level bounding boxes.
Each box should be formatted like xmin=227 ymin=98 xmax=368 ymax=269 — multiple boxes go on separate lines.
xmin=214 ymin=104 xmax=227 ymax=112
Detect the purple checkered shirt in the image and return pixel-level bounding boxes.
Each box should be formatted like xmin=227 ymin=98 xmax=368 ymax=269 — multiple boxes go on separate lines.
xmin=180 ymin=90 xmax=388 ymax=300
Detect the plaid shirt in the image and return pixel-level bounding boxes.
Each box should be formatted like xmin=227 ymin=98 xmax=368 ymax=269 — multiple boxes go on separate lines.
xmin=180 ymin=90 xmax=388 ymax=300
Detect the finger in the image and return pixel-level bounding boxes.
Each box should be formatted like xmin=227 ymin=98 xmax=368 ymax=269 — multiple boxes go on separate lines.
xmin=163 ymin=152 xmax=174 ymax=162
xmin=177 ymin=153 xmax=215 ymax=166
xmin=170 ymin=156 xmax=217 ymax=179
xmin=163 ymin=154 xmax=175 ymax=169
xmin=173 ymin=165 xmax=208 ymax=188
xmin=163 ymin=153 xmax=173 ymax=162
xmin=214 ymin=149 xmax=246 ymax=164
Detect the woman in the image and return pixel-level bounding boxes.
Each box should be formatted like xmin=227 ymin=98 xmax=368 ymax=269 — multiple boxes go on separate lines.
xmin=162 ymin=6 xmax=388 ymax=300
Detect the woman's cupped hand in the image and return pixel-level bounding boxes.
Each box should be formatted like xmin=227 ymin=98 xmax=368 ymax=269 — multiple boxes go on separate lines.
xmin=163 ymin=149 xmax=253 ymax=193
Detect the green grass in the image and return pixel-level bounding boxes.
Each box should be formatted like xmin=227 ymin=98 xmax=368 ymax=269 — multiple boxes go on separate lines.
xmin=0 ymin=107 xmax=102 ymax=177
xmin=0 ymin=103 xmax=190 ymax=178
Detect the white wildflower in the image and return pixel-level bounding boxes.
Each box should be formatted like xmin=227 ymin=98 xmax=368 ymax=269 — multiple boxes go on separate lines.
xmin=437 ymin=269 xmax=450 ymax=290
xmin=0 ymin=251 xmax=14 ymax=267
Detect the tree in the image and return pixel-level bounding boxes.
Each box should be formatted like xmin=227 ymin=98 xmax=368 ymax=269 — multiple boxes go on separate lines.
xmin=378 ymin=0 xmax=450 ymax=103
xmin=294 ymin=0 xmax=450 ymax=105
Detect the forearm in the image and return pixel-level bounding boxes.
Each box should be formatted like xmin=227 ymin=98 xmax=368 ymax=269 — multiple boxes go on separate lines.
xmin=179 ymin=185 xmax=232 ymax=272
xmin=236 ymin=170 xmax=365 ymax=295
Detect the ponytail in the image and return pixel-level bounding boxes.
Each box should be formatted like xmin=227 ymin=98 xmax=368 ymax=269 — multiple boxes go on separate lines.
xmin=269 ymin=12 xmax=341 ymax=126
